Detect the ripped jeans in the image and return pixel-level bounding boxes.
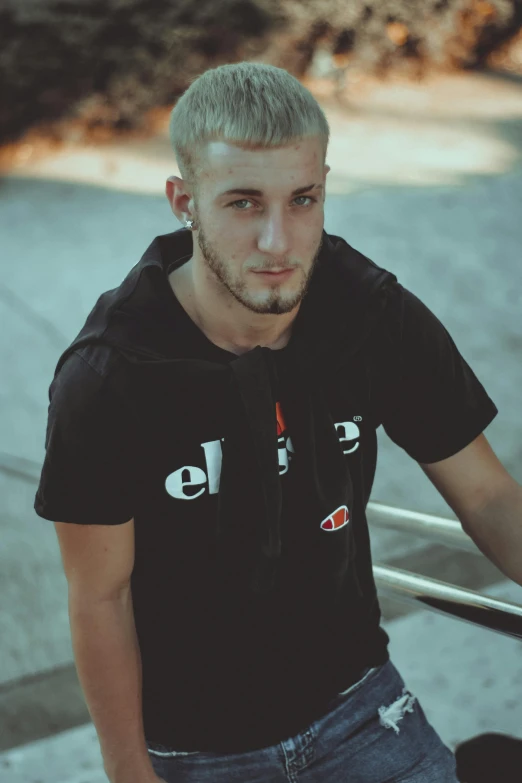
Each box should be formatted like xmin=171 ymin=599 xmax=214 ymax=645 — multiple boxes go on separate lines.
xmin=147 ymin=658 xmax=459 ymax=782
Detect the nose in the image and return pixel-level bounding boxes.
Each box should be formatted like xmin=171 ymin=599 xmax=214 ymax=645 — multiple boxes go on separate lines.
xmin=257 ymin=215 xmax=291 ymax=257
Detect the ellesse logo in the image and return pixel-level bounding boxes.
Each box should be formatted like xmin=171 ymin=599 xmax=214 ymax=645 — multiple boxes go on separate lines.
xmin=165 ymin=409 xmax=363 ymax=501
xmin=320 ymin=505 xmax=350 ymax=531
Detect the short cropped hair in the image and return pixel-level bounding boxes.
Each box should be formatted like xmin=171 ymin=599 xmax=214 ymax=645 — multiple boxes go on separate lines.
xmin=169 ymin=61 xmax=330 ymax=199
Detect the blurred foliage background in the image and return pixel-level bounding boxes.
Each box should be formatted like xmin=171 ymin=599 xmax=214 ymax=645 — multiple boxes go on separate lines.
xmin=1 ymin=0 xmax=521 ymax=162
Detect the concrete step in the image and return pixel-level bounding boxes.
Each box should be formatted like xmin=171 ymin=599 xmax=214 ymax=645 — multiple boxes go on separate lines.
xmin=1 ymin=578 xmax=521 ymax=783
xmin=0 ymin=723 xmax=105 ymax=783
xmin=0 ymin=541 xmax=506 ymax=752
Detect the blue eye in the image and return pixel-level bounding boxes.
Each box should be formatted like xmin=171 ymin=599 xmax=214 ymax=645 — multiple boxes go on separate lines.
xmin=229 ymin=196 xmax=316 ymax=211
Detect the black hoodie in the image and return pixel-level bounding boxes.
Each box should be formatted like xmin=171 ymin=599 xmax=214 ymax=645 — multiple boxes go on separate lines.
xmin=34 ymin=227 xmax=498 ymax=752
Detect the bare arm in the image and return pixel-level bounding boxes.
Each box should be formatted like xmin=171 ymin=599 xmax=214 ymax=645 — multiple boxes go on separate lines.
xmin=70 ymin=586 xmax=158 ymax=782
xmin=55 ymin=518 xmax=162 ymax=783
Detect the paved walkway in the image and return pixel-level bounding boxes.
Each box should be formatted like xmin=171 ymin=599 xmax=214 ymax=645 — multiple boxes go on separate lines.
xmin=2 ymin=578 xmax=521 ymax=783
xmin=1 ymin=68 xmax=521 ymax=756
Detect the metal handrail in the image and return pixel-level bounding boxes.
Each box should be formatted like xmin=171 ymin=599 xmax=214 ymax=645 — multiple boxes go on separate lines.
xmin=369 ymin=501 xmax=522 ymax=637
xmin=5 ymin=449 xmax=522 ymax=638
xmin=374 ymin=564 xmax=522 ymax=640
xmin=367 ymin=500 xmax=478 ymax=554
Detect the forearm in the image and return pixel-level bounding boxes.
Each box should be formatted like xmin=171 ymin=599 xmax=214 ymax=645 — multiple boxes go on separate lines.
xmin=69 ymin=585 xmax=156 ymax=783
xmin=461 ymin=480 xmax=522 ymax=587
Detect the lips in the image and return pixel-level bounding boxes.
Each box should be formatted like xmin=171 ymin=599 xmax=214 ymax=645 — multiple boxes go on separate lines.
xmin=252 ymin=268 xmax=295 ymax=279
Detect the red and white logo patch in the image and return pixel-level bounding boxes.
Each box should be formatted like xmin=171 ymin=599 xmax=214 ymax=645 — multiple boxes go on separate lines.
xmin=320 ymin=505 xmax=350 ymax=531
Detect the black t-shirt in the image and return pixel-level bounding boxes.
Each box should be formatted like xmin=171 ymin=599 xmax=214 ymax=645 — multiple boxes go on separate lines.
xmin=34 ymin=242 xmax=498 ymax=753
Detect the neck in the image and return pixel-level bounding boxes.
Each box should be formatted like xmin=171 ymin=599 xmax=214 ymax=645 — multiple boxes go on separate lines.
xmin=169 ymin=259 xmax=298 ymax=356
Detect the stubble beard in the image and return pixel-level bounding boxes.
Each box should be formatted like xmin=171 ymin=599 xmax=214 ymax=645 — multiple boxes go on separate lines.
xmin=197 ymin=226 xmax=323 ymax=315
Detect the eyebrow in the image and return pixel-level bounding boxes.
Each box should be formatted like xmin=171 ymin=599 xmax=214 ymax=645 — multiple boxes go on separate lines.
xmin=218 ymin=183 xmax=323 ymax=199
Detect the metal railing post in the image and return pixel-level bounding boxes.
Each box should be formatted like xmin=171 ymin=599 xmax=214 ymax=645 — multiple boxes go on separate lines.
xmin=373 ymin=564 xmax=522 ymax=640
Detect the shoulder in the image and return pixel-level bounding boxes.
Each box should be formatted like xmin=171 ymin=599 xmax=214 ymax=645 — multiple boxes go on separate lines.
xmin=319 ymin=233 xmax=397 ymax=289
xmin=49 ymin=343 xmax=127 ymax=413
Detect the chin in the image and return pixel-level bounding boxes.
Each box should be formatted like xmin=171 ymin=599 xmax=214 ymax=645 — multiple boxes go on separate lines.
xmin=249 ymin=291 xmax=303 ymax=315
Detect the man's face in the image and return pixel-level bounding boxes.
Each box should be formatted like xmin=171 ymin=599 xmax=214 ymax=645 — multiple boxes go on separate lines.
xmin=183 ymin=138 xmax=329 ymax=315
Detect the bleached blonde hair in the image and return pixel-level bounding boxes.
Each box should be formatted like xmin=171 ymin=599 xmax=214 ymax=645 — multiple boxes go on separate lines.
xmin=169 ymin=61 xmax=330 ymax=200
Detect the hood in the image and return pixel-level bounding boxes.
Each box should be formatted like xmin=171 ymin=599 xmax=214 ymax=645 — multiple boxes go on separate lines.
xmin=52 ymin=227 xmax=398 ymax=596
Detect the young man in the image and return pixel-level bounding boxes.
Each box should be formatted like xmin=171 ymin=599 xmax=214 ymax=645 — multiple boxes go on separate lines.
xmin=35 ymin=63 xmax=512 ymax=783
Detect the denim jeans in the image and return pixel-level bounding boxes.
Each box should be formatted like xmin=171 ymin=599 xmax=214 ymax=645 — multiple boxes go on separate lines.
xmin=147 ymin=658 xmax=458 ymax=782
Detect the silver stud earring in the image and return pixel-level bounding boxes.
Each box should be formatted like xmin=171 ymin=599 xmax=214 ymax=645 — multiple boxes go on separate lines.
xmin=185 ymin=219 xmax=195 ymax=229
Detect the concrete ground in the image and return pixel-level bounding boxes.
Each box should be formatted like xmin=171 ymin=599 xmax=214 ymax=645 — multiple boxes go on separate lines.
xmin=1 ymin=66 xmax=521 ymax=766
xmin=2 ymin=578 xmax=522 ymax=783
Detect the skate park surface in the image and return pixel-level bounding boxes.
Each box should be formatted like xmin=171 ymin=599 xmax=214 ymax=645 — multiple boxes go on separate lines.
xmin=1 ymin=68 xmax=522 ymax=779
